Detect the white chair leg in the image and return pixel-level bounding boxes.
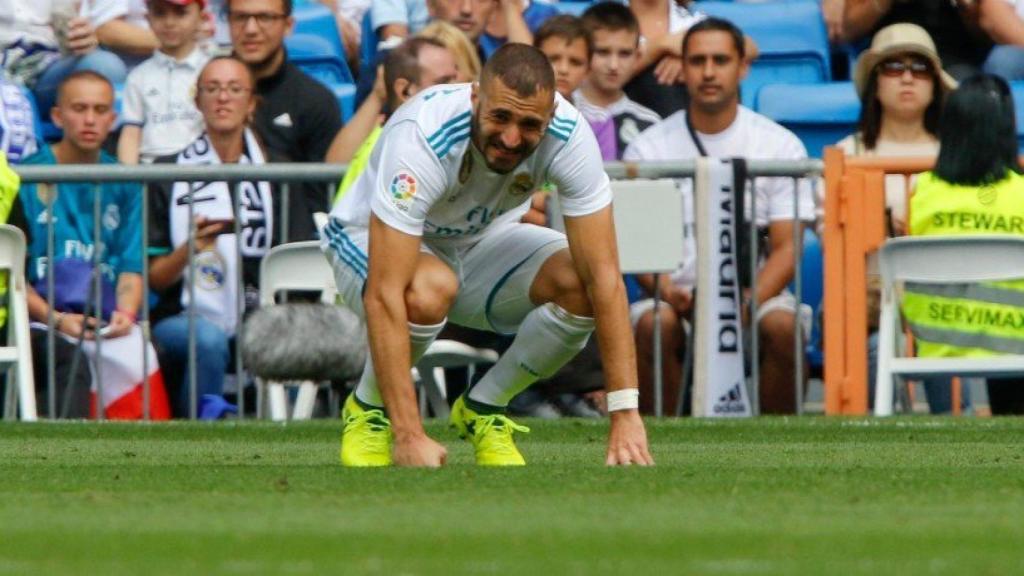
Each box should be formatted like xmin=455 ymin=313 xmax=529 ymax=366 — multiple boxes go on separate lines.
xmin=292 ymin=381 xmax=318 ymax=420
xmin=417 ymin=367 xmax=450 ymax=419
xmin=13 ymin=280 xmax=36 ymax=421
xmin=3 ymin=367 xmax=15 ymax=421
xmin=875 ymin=294 xmax=897 ymax=417
xmin=268 ymin=381 xmax=288 ymax=422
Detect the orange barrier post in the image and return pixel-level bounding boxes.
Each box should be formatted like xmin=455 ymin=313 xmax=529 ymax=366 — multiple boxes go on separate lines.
xmin=822 ymin=149 xmax=936 ymax=414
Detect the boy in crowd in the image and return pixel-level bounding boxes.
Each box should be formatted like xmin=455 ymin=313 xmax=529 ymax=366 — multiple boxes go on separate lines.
xmin=576 ymin=2 xmax=660 ymax=162
xmin=118 ymin=0 xmax=210 ymax=164
xmin=534 ymin=14 xmax=591 ymax=102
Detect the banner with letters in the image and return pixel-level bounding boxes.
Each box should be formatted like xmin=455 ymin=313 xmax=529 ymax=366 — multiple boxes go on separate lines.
xmin=692 ymin=158 xmax=752 ymax=417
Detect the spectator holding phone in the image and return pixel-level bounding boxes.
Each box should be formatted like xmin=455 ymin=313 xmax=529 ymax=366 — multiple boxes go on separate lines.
xmin=147 ymin=56 xmax=280 ymax=417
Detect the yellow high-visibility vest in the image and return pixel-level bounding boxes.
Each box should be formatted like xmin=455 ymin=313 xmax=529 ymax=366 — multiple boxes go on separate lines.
xmin=0 ymin=152 xmax=20 ymax=328
xmin=902 ymin=170 xmax=1024 ymax=357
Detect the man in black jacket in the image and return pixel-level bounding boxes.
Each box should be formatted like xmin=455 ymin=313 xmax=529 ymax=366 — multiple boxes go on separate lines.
xmin=229 ymin=0 xmax=343 ymax=241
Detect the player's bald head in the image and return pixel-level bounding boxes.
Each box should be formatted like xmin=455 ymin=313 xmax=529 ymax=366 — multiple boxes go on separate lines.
xmin=480 ymin=43 xmax=556 ymax=101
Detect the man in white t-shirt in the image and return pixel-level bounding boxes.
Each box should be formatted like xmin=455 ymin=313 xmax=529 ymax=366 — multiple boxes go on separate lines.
xmin=323 ymin=43 xmax=652 ymax=468
xmin=623 ymin=18 xmax=814 ymax=414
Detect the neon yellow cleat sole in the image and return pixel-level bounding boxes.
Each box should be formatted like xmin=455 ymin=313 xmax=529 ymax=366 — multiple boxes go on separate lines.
xmin=340 ymin=394 xmax=392 ymax=467
xmin=450 ymin=395 xmax=530 ymax=466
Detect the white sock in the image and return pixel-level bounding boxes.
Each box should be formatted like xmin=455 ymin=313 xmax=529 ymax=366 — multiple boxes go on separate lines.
xmin=468 ymin=304 xmax=594 ymax=408
xmin=354 ymin=319 xmax=447 ymax=407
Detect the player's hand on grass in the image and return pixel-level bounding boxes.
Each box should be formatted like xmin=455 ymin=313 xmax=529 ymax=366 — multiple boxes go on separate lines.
xmin=393 ymin=433 xmax=448 ymax=468
xmin=606 ymin=409 xmax=654 ymax=466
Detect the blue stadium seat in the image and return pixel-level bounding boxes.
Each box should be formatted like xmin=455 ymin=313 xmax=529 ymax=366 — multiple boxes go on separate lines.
xmin=291 ymin=4 xmax=347 ymax=63
xmin=755 ymin=82 xmax=860 ymax=158
xmin=695 ymin=1 xmax=831 ymax=106
xmin=792 ymin=229 xmax=824 ymax=370
xmin=554 ymin=2 xmax=591 ymax=16
xmin=286 ymin=33 xmax=355 ymax=84
xmin=1009 ymin=81 xmax=1024 ymax=151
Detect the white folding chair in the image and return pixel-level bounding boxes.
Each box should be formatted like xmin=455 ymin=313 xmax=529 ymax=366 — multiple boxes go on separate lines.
xmin=415 ymin=340 xmax=499 ymax=419
xmin=875 ymin=235 xmax=1024 ymax=416
xmin=611 ymin=179 xmax=685 ymax=417
xmin=250 ymin=241 xmax=350 ymax=421
xmin=0 ymin=224 xmax=36 ymax=421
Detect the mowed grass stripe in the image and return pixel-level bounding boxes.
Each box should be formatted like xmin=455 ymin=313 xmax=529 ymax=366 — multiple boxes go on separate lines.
xmin=1 ymin=418 xmax=1023 ymax=575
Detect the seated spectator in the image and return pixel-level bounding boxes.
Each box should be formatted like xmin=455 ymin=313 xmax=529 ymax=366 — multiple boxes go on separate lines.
xmin=978 ymin=0 xmax=1024 ymax=80
xmin=94 ymin=1 xmax=161 ymax=67
xmin=903 ymin=73 xmax=1024 ymax=414
xmin=577 ymin=2 xmax=660 ymax=162
xmin=417 ymin=20 xmax=482 ymax=81
xmin=624 ymin=18 xmax=814 ymax=415
xmin=2 ymin=0 xmax=128 ymax=113
xmin=327 ymin=38 xmax=458 ymax=197
xmin=372 ymin=0 xmax=431 ymax=45
xmin=480 ymin=0 xmax=559 ymax=60
xmin=842 ymin=23 xmax=955 ymax=231
xmin=623 ymin=0 xmax=704 ymax=118
xmin=15 ymin=71 xmax=170 ymax=419
xmin=426 ymin=0 xmax=495 ymax=53
xmin=318 ymin=0 xmax=369 ymax=66
xmin=0 ymin=78 xmax=39 ymax=163
xmin=118 ymin=0 xmax=210 ymax=164
xmin=838 ymin=0 xmax=992 ymax=80
xmin=228 ymin=0 xmax=342 ymax=241
xmin=534 ymin=14 xmax=590 ymax=101
xmin=147 ymin=56 xmax=278 ymax=417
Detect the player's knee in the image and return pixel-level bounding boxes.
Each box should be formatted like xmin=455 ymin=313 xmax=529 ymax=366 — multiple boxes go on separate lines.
xmin=405 ymin=269 xmax=458 ymax=324
xmin=548 ymin=267 xmax=592 ymax=317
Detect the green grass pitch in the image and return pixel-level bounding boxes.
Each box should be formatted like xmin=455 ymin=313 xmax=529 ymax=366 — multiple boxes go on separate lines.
xmin=2 ymin=417 xmax=1023 ymax=575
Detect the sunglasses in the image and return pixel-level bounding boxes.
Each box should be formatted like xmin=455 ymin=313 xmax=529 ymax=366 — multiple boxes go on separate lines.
xmin=878 ymin=58 xmax=934 ymax=79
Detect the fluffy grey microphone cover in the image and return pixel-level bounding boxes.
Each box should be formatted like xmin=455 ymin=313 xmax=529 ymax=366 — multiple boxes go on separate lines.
xmin=242 ymin=303 xmax=366 ymax=381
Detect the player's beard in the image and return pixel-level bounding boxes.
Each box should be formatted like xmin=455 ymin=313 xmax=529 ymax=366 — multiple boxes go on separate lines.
xmin=470 ymin=112 xmax=534 ymax=175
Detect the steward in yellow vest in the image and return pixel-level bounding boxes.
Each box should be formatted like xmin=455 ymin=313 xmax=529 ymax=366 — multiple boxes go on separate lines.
xmin=902 ymin=170 xmax=1024 ymax=358
xmin=0 ymin=152 xmax=20 ymax=328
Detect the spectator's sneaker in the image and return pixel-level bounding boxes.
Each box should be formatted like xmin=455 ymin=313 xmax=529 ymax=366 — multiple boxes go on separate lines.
xmin=450 ymin=395 xmax=530 ymax=466
xmin=340 ymin=394 xmax=392 ymax=467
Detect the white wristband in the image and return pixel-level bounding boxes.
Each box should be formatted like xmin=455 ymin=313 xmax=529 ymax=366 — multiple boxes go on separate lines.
xmin=606 ymin=389 xmax=639 ymax=412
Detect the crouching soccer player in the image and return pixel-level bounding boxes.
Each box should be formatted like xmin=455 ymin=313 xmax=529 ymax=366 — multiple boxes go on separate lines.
xmin=321 ymin=43 xmax=653 ymax=467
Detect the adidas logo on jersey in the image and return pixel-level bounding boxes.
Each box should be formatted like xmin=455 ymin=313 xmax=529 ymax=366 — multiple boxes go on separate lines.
xmin=712 ymin=382 xmax=747 ymax=414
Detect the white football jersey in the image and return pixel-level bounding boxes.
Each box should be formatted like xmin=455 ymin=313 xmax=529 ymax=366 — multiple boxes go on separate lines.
xmin=332 ymin=83 xmax=611 ymax=246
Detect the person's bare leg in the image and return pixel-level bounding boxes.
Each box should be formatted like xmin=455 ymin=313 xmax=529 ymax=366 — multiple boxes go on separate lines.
xmin=634 ymin=305 xmax=684 ymax=415
xmin=758 ymin=309 xmax=805 ymax=414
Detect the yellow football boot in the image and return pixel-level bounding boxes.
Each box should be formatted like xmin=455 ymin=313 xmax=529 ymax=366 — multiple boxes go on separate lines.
xmin=340 ymin=394 xmax=392 ymax=467
xmin=450 ymin=395 xmax=530 ymax=466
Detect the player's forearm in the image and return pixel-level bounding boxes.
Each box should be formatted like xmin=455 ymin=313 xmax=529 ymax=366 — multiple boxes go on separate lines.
xmin=589 ymin=274 xmax=640 ymax=393
xmin=363 ymin=289 xmax=423 ymax=437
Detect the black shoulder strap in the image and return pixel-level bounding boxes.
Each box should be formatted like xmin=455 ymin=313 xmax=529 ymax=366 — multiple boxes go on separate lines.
xmin=685 ymin=111 xmax=709 ymax=158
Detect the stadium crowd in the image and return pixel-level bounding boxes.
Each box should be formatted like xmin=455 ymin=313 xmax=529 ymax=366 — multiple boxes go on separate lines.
xmin=2 ymin=0 xmax=1023 ymax=423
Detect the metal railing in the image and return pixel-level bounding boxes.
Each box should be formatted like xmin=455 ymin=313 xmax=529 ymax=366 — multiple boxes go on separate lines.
xmin=10 ymin=159 xmax=824 ymax=420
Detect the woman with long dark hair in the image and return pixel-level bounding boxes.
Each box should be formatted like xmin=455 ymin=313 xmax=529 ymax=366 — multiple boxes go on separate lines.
xmin=839 ymin=23 xmax=956 ymax=232
xmin=904 ymin=73 xmax=1024 ymax=415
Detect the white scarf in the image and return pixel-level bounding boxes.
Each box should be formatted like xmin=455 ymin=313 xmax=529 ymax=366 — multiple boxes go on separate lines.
xmin=170 ymin=129 xmax=273 ymax=335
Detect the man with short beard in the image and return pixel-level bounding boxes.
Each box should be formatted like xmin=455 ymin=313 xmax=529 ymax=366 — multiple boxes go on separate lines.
xmin=228 ymin=0 xmax=341 ymax=241
xmin=323 ymin=43 xmax=653 ymax=469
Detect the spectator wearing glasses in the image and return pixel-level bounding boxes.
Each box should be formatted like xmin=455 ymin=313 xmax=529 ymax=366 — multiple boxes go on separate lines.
xmin=841 ymin=24 xmax=959 ymax=413
xmin=147 ymin=56 xmax=281 ymax=417
xmin=228 ymin=0 xmax=342 ymax=241
xmin=842 ymin=23 xmax=956 ymax=233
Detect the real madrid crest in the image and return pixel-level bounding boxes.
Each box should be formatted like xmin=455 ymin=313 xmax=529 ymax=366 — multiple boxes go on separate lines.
xmin=509 ymin=172 xmax=534 ymax=197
